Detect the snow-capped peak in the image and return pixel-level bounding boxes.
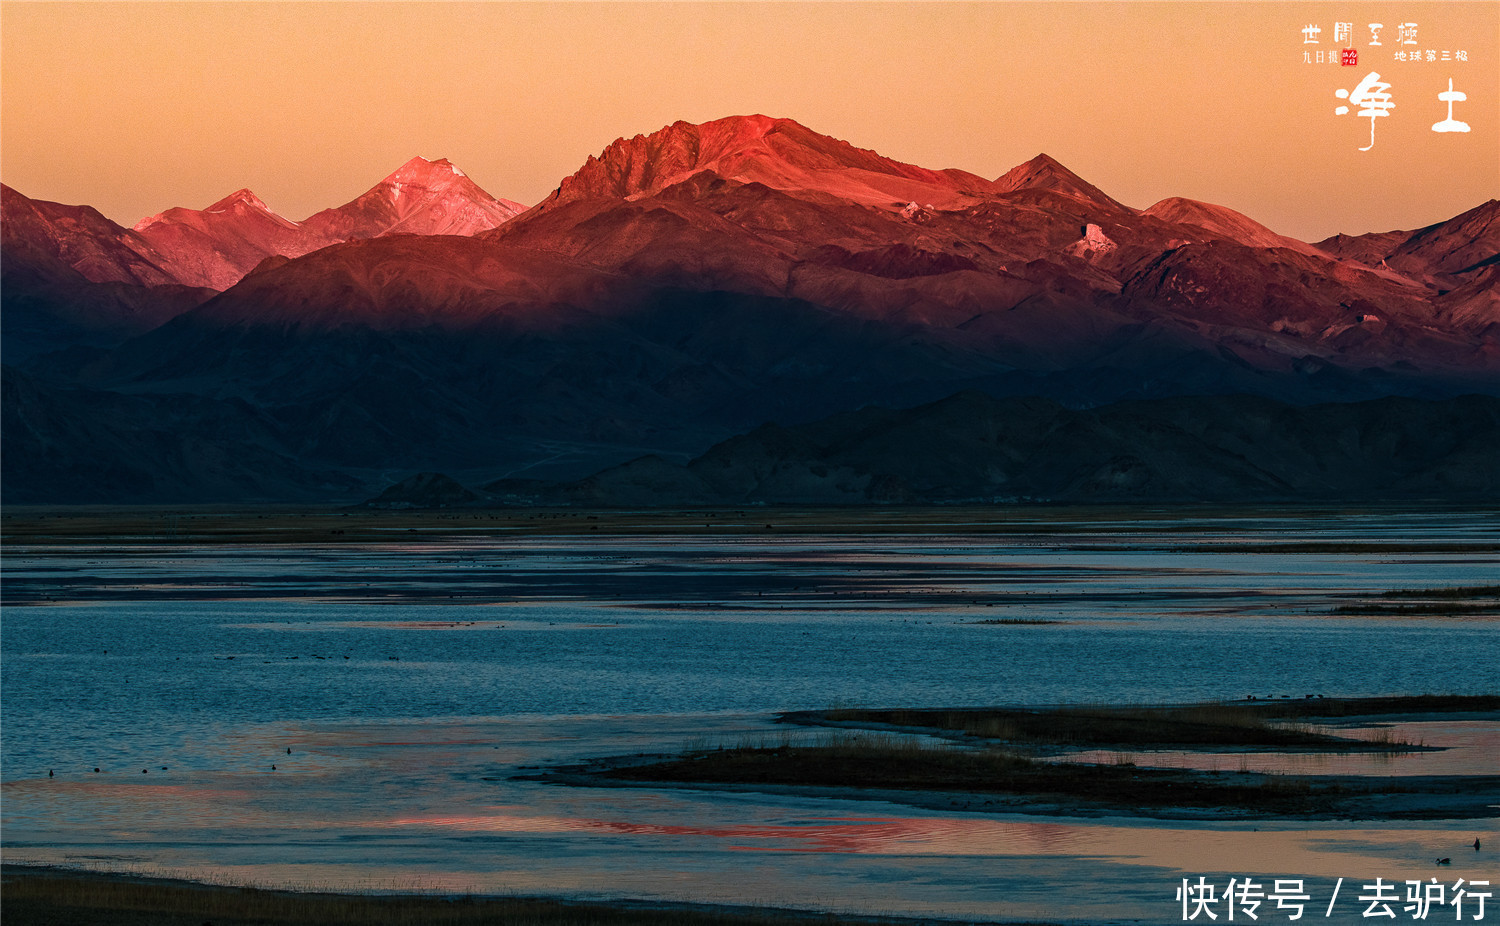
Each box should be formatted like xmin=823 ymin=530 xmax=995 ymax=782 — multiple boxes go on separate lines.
xmin=381 ymin=156 xmax=467 ymax=188
xmin=207 ymin=188 xmax=275 ymax=214
xmin=132 ymin=188 xmax=284 ymax=231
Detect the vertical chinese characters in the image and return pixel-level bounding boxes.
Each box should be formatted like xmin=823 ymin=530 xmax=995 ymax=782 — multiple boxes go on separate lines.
xmin=1335 ymin=72 xmax=1395 ymax=150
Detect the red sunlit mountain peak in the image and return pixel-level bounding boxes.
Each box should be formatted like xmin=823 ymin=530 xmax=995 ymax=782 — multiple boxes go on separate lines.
xmin=995 ymin=153 xmax=1128 ymax=211
xmin=205 ymin=188 xmax=280 ymax=216
xmin=995 ymin=153 xmax=1078 ymax=187
xmin=133 ymin=187 xmax=292 ymax=234
xmin=378 ymin=155 xmax=472 ymax=190
xmin=109 ymin=158 xmax=527 ymax=291
xmin=300 ymin=157 xmax=525 ymax=243
xmin=546 ymin=114 xmax=1000 ymax=211
xmin=129 ymin=185 xmax=311 ymax=289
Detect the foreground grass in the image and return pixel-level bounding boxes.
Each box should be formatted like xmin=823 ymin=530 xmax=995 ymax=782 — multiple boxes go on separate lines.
xmin=1379 ymin=585 xmax=1500 ymax=599
xmin=0 ymin=866 xmax=982 ymax=926
xmin=1331 ymin=603 xmax=1497 ymax=616
xmin=1330 ymin=585 xmax=1500 ymax=616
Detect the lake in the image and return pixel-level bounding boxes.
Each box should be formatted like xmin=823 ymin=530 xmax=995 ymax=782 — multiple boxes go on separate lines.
xmin=3 ymin=509 xmax=1497 ymax=923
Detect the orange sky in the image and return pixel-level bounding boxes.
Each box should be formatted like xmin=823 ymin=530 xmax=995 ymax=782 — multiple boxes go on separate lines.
xmin=2 ymin=1 xmax=1495 ymax=241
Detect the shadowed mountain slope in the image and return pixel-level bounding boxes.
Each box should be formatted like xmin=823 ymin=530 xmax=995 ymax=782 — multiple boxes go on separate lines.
xmin=2 ymin=184 xmax=177 ymax=286
xmin=1 ymin=185 xmax=217 ymax=360
xmin=483 ymin=391 xmax=1500 ymax=506
xmin=2 ymin=160 xmax=528 ymax=358
xmin=4 ymin=116 xmax=1497 ymax=503
xmin=1 ymin=366 xmax=359 ymax=504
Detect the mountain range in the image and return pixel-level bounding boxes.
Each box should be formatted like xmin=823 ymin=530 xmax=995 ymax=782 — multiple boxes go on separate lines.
xmin=1 ymin=157 xmax=523 ymax=357
xmin=3 ymin=115 xmax=1497 ymax=504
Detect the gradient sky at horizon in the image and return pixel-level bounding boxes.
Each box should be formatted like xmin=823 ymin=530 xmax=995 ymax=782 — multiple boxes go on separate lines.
xmin=2 ymin=1 xmax=1495 ymax=241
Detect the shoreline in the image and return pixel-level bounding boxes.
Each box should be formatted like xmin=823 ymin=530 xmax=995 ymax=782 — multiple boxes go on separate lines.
xmin=0 ymin=864 xmax=1034 ymax=926
xmin=6 ymin=503 xmax=1500 ymax=548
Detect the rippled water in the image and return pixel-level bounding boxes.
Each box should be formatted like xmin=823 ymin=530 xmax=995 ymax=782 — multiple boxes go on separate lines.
xmin=3 ymin=511 xmax=1497 ymax=923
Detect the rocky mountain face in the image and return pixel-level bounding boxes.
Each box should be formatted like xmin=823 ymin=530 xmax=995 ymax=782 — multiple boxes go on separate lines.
xmin=2 ymin=184 xmax=178 ymax=287
xmin=3 ymin=115 xmax=1496 ymax=504
xmin=1316 ymin=200 xmax=1499 ymax=278
xmin=545 ymin=115 xmax=999 ymax=210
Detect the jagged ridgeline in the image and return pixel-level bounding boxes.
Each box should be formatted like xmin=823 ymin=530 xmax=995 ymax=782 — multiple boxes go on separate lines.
xmin=4 ymin=116 xmax=1497 ymax=504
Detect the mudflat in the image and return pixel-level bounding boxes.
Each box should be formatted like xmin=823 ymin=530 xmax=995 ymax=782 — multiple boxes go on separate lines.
xmin=555 ymin=697 xmax=1500 ymax=821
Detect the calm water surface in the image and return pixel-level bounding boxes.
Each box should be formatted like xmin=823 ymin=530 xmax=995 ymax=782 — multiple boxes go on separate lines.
xmin=3 ymin=512 xmax=1497 ymax=923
